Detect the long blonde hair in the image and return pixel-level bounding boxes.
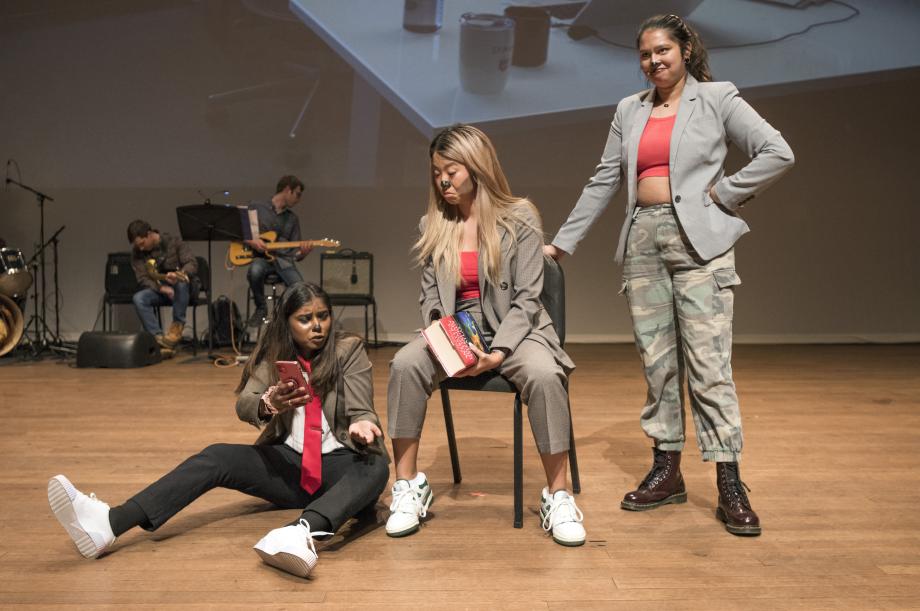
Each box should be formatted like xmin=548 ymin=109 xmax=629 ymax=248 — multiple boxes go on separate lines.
xmin=413 ymin=124 xmax=541 ymax=285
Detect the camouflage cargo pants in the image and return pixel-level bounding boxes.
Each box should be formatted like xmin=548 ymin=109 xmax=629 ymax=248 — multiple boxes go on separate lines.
xmin=622 ymin=204 xmax=743 ymax=462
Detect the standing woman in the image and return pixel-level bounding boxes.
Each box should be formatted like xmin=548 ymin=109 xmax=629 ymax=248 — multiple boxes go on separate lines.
xmin=545 ymin=14 xmax=794 ymax=535
xmin=48 ymin=282 xmax=389 ymax=577
xmin=386 ymin=124 xmax=586 ymax=546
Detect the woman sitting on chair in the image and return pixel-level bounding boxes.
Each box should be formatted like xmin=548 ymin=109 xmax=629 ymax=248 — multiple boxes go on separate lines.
xmin=385 ymin=124 xmax=586 ymax=546
xmin=48 ymin=282 xmax=389 ymax=579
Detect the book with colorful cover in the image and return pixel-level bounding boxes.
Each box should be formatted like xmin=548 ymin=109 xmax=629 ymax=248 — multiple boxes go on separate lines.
xmin=422 ymin=311 xmax=491 ymax=377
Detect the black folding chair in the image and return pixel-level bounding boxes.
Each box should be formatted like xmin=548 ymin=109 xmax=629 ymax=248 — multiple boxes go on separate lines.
xmin=439 ymin=256 xmax=581 ymax=528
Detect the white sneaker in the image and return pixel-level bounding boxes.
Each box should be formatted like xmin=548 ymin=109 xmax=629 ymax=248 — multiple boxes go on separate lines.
xmin=47 ymin=474 xmax=116 ymax=559
xmin=540 ymin=487 xmax=586 ymax=547
xmin=386 ymin=474 xmax=433 ymax=537
xmin=253 ymin=519 xmax=331 ymax=579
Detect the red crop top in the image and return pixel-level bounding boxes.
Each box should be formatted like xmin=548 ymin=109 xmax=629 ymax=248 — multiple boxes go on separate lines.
xmin=458 ymin=251 xmax=480 ymax=301
xmin=636 ymin=115 xmax=676 ymax=181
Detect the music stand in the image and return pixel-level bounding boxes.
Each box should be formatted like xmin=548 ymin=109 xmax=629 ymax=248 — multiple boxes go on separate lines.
xmin=177 ymin=204 xmax=245 ymax=359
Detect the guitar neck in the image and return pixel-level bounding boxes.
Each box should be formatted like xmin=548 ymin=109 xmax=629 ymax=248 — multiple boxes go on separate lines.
xmin=265 ymin=240 xmax=322 ymax=250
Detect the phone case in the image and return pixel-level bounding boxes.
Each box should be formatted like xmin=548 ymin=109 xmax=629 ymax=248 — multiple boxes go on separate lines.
xmin=275 ymin=360 xmax=309 ymax=390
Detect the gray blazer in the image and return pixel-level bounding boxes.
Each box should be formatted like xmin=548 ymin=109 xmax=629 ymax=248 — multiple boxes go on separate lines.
xmin=418 ymin=208 xmax=574 ymax=371
xmin=236 ymin=335 xmax=390 ymax=460
xmin=552 ymin=75 xmax=795 ymax=263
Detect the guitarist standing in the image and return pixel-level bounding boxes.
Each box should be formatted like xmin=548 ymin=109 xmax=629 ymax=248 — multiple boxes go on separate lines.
xmin=127 ymin=220 xmax=198 ymax=356
xmin=244 ymin=175 xmax=312 ymax=326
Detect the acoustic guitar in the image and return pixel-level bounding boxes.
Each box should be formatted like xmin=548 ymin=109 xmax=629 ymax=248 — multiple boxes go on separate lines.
xmin=146 ymin=259 xmax=190 ymax=283
xmin=227 ymin=231 xmax=341 ymax=267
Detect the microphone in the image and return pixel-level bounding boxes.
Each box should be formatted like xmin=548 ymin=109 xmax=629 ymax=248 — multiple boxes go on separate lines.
xmin=440 ymin=180 xmax=450 ymax=189
xmin=197 ymin=188 xmax=231 ymax=204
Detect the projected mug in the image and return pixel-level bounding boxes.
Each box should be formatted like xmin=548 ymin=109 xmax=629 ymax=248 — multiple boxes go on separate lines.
xmin=459 ymin=13 xmax=515 ymax=94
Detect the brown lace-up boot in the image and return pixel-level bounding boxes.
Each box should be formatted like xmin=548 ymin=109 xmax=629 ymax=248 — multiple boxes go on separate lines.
xmin=621 ymin=447 xmax=687 ymax=511
xmin=716 ymin=462 xmax=761 ymax=536
xmin=157 ymin=321 xmax=184 ymax=349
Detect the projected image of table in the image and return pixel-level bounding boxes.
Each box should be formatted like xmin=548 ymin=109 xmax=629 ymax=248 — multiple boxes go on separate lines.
xmin=288 ymin=0 xmax=920 ymax=179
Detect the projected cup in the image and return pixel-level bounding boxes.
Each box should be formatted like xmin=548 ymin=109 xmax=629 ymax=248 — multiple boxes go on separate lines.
xmin=459 ymin=13 xmax=515 ymax=94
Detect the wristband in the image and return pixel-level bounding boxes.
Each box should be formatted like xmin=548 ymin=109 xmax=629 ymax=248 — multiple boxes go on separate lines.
xmin=260 ymin=385 xmax=279 ymax=419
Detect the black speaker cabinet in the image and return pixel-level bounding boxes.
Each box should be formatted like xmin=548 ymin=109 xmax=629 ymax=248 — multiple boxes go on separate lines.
xmin=320 ymin=250 xmax=373 ymax=297
xmin=77 ymin=331 xmax=162 ymax=368
xmin=105 ymin=252 xmax=140 ymax=299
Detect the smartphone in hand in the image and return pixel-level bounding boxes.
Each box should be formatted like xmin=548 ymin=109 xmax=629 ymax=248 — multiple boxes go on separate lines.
xmin=275 ymin=360 xmax=309 ymax=392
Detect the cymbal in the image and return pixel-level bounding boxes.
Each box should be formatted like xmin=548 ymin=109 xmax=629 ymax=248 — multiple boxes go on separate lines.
xmin=0 ymin=269 xmax=32 ymax=298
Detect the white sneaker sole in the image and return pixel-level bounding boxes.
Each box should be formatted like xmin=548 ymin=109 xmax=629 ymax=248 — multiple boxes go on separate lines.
xmin=254 ymin=548 xmax=316 ymax=578
xmin=47 ymin=475 xmax=103 ymax=559
xmin=540 ymin=506 xmax=586 ymax=547
xmin=386 ymin=490 xmax=434 ymax=538
xmin=551 ymin=533 xmax=586 ymax=547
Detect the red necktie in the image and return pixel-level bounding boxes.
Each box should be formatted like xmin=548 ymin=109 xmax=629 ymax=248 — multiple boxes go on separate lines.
xmin=296 ymin=356 xmax=322 ymax=494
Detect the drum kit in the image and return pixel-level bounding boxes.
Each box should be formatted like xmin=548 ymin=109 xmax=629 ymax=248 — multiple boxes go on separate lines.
xmin=0 ymin=247 xmax=31 ymax=356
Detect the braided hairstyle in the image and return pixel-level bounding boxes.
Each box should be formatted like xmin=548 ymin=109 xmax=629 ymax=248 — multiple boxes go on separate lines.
xmin=636 ymin=14 xmax=712 ymax=83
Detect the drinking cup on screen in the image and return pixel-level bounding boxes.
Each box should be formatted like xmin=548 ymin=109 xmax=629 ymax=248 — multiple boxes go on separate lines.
xmin=504 ymin=6 xmax=550 ymax=67
xmin=459 ymin=13 xmax=515 ymax=95
xmin=403 ymin=0 xmax=443 ymax=33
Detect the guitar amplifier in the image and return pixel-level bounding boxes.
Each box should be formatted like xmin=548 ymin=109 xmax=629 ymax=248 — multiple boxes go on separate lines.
xmin=105 ymin=252 xmax=139 ymax=298
xmin=320 ymin=251 xmax=373 ymax=297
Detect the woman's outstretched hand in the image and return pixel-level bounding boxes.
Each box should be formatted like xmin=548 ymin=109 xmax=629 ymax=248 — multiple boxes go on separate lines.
xmin=543 ymin=244 xmax=566 ymax=260
xmin=349 ymin=420 xmax=382 ymax=445
xmin=455 ymin=343 xmax=505 ymax=378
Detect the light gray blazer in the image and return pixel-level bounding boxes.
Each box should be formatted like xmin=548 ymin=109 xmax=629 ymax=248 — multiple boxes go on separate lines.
xmin=552 ymin=74 xmax=795 ymax=263
xmin=418 ymin=208 xmax=574 ymax=371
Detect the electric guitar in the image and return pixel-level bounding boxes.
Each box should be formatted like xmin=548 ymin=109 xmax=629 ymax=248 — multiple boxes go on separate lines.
xmin=227 ymin=231 xmax=341 ymax=267
xmin=146 ymin=259 xmax=189 ymax=283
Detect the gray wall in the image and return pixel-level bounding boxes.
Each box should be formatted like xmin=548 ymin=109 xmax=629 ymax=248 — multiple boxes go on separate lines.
xmin=1 ymin=1 xmax=917 ymax=343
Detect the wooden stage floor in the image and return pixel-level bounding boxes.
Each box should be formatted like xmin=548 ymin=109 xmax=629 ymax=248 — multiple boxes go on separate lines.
xmin=1 ymin=343 xmax=919 ymax=609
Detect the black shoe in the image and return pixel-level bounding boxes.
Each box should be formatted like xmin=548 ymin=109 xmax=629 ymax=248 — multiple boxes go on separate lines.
xmin=247 ymin=307 xmax=267 ymax=327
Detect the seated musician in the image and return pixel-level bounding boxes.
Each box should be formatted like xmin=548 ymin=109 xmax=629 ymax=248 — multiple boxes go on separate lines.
xmin=244 ymin=175 xmax=313 ymax=327
xmin=127 ymin=219 xmax=197 ymax=356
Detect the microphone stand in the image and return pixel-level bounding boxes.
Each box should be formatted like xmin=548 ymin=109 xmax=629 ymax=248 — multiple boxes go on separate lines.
xmin=8 ymin=178 xmax=63 ymax=356
xmin=27 ymin=225 xmax=71 ymax=354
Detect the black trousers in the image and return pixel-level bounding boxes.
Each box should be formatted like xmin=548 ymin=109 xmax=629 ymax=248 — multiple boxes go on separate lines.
xmin=130 ymin=443 xmax=389 ymax=532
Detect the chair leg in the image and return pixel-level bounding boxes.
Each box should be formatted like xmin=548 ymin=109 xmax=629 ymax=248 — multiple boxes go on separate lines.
xmin=439 ymin=385 xmax=462 ymax=484
xmin=191 ymin=305 xmax=198 ymax=357
xmin=513 ymin=392 xmax=523 ymax=529
xmin=568 ymin=407 xmax=581 ymax=495
xmin=363 ymin=303 xmax=370 ymax=345
xmin=372 ymin=300 xmax=378 ymax=347
xmin=562 ymin=382 xmax=581 ymax=493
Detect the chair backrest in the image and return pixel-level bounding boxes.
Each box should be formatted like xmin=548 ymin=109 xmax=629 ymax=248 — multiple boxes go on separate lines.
xmin=540 ymin=256 xmax=565 ymax=346
xmin=104 ymin=252 xmax=139 ymax=298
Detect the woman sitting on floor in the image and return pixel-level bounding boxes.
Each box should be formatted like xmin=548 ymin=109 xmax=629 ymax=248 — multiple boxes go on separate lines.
xmin=48 ymin=282 xmax=390 ymax=578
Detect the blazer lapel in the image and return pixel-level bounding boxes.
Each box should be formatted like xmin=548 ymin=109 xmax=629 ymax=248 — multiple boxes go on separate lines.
xmin=435 ymin=259 xmax=456 ymax=317
xmin=477 ymin=234 xmax=489 ymax=303
xmin=627 ymin=87 xmax=655 ymax=196
xmin=669 ymin=74 xmax=699 ymax=173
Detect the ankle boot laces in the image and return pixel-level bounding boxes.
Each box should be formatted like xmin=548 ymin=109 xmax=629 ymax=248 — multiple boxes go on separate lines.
xmin=639 ymin=450 xmax=671 ymax=489
xmin=719 ymin=467 xmax=753 ymax=509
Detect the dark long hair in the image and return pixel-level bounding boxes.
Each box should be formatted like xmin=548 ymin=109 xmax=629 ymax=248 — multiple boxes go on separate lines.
xmin=637 ymin=14 xmax=712 ymax=83
xmin=235 ymin=282 xmax=351 ymax=397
